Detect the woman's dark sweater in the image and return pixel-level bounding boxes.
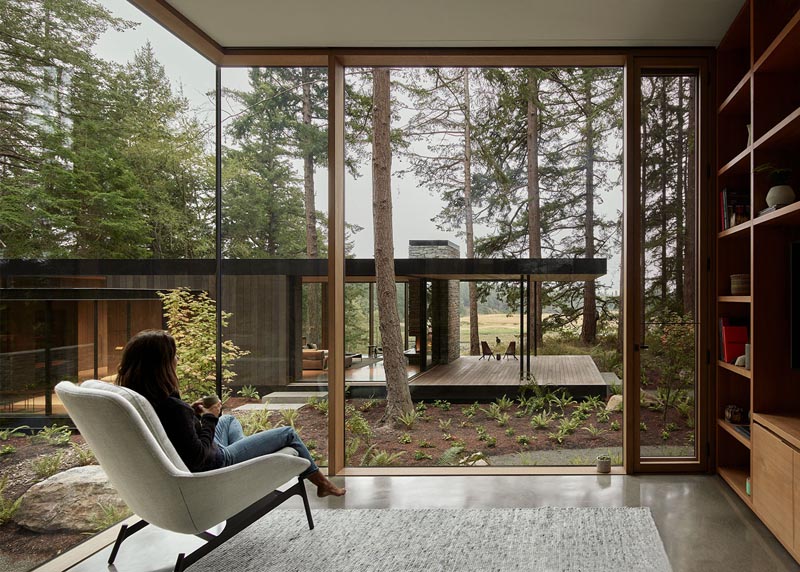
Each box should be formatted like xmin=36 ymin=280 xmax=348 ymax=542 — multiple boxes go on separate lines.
xmin=151 ymin=393 xmax=224 ymax=472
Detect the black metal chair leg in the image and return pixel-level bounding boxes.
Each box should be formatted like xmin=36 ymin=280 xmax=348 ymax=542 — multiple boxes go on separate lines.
xmin=174 ymin=553 xmax=186 ymax=572
xmin=298 ymin=478 xmax=315 ymax=530
xmin=108 ymin=519 xmax=148 ymax=564
xmin=108 ymin=524 xmax=128 ymax=564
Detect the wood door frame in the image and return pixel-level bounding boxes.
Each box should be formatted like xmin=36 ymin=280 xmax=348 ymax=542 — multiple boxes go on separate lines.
xmin=626 ymin=55 xmax=715 ymax=473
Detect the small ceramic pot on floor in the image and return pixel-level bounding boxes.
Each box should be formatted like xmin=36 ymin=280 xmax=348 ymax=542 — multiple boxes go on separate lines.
xmin=596 ymin=456 xmax=611 ymax=473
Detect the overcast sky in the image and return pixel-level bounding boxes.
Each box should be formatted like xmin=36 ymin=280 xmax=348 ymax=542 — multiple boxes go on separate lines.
xmin=94 ymin=0 xmax=621 ymax=291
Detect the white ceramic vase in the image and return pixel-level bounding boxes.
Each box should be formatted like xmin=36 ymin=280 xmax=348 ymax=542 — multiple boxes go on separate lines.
xmin=766 ymin=184 xmax=795 ymax=207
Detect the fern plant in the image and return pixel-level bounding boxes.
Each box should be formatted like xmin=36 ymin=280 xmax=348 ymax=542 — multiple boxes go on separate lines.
xmin=395 ymin=410 xmax=420 ymax=429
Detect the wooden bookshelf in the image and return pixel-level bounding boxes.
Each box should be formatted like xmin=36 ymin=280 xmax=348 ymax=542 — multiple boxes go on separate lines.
xmin=716 ymin=0 xmax=800 ymax=563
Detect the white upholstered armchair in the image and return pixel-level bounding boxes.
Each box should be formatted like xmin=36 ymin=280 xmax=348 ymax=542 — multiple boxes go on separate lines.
xmin=55 ymin=380 xmax=314 ymax=572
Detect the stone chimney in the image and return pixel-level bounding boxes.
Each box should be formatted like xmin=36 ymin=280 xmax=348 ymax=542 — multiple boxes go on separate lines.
xmin=408 ymin=240 xmax=461 ymax=364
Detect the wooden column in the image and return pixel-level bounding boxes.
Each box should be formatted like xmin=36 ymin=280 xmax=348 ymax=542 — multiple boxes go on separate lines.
xmin=623 ymin=55 xmax=640 ymax=474
xmin=327 ymin=56 xmax=346 ymax=474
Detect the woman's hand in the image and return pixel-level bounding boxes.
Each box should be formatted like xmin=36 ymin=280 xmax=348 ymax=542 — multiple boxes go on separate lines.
xmin=191 ymin=400 xmax=222 ymax=418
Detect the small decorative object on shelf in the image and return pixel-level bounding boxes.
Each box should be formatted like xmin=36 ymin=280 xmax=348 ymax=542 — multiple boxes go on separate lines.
xmin=746 ymin=477 xmax=751 ymax=496
xmin=744 ymin=343 xmax=751 ymax=370
xmin=755 ymin=163 xmax=795 ymax=208
xmin=730 ymin=274 xmax=750 ymax=295
xmin=596 ymin=454 xmax=611 ymax=474
xmin=725 ymin=404 xmax=745 ymax=424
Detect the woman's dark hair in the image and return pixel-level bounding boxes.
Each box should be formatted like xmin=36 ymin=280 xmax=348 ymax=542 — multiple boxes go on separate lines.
xmin=117 ymin=330 xmax=180 ymax=403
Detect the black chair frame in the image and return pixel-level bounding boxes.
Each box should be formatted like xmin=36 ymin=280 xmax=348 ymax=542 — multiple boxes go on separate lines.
xmin=108 ymin=477 xmax=314 ymax=572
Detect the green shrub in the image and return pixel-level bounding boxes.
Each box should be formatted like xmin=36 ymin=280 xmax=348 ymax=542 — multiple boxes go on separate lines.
xmin=504 ymin=428 xmax=515 ymax=437
xmin=436 ymin=446 xmax=466 ymax=466
xmin=463 ymin=402 xmax=480 ymax=418
xmin=307 ymin=396 xmax=329 ymax=416
xmin=496 ymin=412 xmax=510 ymax=427
xmin=360 ymin=398 xmax=380 ymax=412
xmin=0 ymin=477 xmax=22 ymax=524
xmin=345 ymin=406 xmax=373 ymax=441
xmin=70 ymin=443 xmax=96 ymax=466
xmin=237 ymin=385 xmax=260 ymax=400
xmin=159 ymin=288 xmax=249 ymax=401
xmin=360 ymin=446 xmax=404 ymax=466
xmin=583 ymin=424 xmax=606 ymax=439
xmin=0 ymin=445 xmax=15 ymax=456
xmin=0 ymin=425 xmax=29 ymax=441
xmin=240 ymin=409 xmax=273 ymax=435
xmin=495 ymin=395 xmax=514 ymax=411
xmin=516 ymin=435 xmax=531 ymax=446
xmin=33 ymin=452 xmax=63 ymax=479
xmin=611 ymin=420 xmax=621 ymax=431
xmin=438 ymin=418 xmax=452 ymax=430
xmin=432 ymin=400 xmax=451 ymax=411
xmin=413 ymin=450 xmax=433 ymax=461
xmin=530 ymin=411 xmax=554 ymax=430
xmin=90 ymin=502 xmax=132 ymax=533
xmin=398 ymin=433 xmax=412 ymax=444
xmin=596 ymin=410 xmax=610 ymax=423
xmin=279 ymin=408 xmax=300 ymax=429
xmin=417 ymin=440 xmax=434 ymax=448
xmin=34 ymin=425 xmax=72 ymax=446
xmin=395 ymin=410 xmax=420 ymax=429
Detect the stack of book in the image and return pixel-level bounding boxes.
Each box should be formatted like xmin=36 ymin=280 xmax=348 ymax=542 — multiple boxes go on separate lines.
xmin=719 ymin=188 xmax=750 ymax=230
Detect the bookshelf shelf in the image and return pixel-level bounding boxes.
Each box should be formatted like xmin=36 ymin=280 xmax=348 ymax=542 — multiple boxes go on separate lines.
xmin=718 ymin=221 xmax=751 ymax=238
xmin=718 ymin=295 xmax=751 ymax=303
xmin=718 ymin=419 xmax=751 ymax=449
xmin=718 ymin=147 xmax=751 ymax=176
xmin=753 ymin=200 xmax=800 ymax=227
xmin=718 ymin=360 xmax=751 ymax=379
xmin=718 ymin=72 xmax=751 ymax=115
xmin=718 ymin=466 xmax=752 ymax=506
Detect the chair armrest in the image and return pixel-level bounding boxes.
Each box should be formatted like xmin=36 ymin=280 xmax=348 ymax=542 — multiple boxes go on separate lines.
xmin=175 ymin=453 xmax=311 ymax=533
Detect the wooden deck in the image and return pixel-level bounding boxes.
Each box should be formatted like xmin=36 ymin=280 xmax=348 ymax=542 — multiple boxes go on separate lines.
xmin=410 ymin=355 xmax=606 ymax=387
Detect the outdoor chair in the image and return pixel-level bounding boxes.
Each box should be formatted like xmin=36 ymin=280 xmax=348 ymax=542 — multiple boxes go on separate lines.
xmin=504 ymin=341 xmax=518 ymax=360
xmin=479 ymin=341 xmax=494 ymax=360
xmin=55 ymin=380 xmax=313 ymax=572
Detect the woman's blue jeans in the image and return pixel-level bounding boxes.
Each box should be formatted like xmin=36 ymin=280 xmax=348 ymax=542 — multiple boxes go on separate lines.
xmin=214 ymin=414 xmax=318 ymax=478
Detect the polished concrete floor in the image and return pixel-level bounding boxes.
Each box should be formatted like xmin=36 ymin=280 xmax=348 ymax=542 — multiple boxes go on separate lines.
xmin=65 ymin=475 xmax=798 ymax=572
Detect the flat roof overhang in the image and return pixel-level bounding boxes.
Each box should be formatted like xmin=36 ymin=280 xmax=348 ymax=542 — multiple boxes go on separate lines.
xmin=1 ymin=258 xmax=605 ymax=283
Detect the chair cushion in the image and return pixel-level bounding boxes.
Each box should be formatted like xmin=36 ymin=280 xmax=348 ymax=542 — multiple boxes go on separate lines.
xmin=80 ymin=380 xmax=189 ymax=472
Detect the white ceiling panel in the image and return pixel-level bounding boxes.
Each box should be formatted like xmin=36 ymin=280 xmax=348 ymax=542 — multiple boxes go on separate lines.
xmin=163 ymin=0 xmax=743 ymax=48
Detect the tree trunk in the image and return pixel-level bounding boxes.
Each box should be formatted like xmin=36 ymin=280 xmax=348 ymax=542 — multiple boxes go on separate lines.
xmin=659 ymin=82 xmax=668 ymax=306
xmin=463 ymin=71 xmax=480 ymax=356
xmin=302 ymin=68 xmax=321 ymax=345
xmin=526 ymin=69 xmax=544 ymax=347
xmin=581 ymin=71 xmax=598 ymax=345
xmin=684 ymin=80 xmax=696 ymax=318
xmin=674 ymin=77 xmax=685 ymax=311
xmin=372 ymin=68 xmax=413 ymax=421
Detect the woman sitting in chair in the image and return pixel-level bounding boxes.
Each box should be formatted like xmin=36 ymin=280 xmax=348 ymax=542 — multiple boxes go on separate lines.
xmin=117 ymin=329 xmax=345 ymax=498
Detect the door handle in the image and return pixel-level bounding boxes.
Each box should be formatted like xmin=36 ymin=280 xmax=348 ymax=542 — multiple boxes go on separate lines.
xmin=636 ymin=344 xmax=649 ymax=351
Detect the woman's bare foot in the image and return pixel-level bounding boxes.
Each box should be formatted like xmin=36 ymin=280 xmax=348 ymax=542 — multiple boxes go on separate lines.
xmin=307 ymin=470 xmax=346 ymax=497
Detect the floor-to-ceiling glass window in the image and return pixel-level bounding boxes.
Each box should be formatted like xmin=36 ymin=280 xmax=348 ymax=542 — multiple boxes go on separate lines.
xmin=339 ymin=66 xmax=624 ymax=468
xmin=637 ymin=71 xmax=701 ymax=461
xmin=220 ymin=66 xmax=329 ymax=468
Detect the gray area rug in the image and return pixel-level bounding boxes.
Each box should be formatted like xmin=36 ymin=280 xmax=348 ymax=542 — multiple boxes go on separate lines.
xmin=192 ymin=507 xmax=672 ymax=572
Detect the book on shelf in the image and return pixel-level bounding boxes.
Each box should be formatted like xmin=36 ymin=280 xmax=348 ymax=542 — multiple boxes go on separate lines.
xmin=722 ymin=324 xmax=748 ymax=363
xmin=719 ymin=317 xmax=749 ymax=362
xmin=758 ymin=205 xmax=786 ymax=217
xmin=733 ymin=424 xmax=751 ymax=440
xmin=720 ymin=188 xmax=750 ymax=230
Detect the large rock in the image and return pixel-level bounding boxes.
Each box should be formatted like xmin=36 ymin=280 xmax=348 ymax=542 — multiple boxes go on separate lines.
xmin=15 ymin=466 xmax=129 ymax=533
xmin=605 ymin=394 xmax=623 ymax=412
